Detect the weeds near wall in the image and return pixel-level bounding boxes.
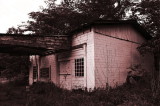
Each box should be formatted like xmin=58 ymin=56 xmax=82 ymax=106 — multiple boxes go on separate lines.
xmin=1 ymin=77 xmax=160 ymax=106
xmin=25 ymin=81 xmax=158 ymax=106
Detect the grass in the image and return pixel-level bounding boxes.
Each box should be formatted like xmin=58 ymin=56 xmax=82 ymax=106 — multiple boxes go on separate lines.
xmin=26 ymin=81 xmax=158 ymax=106
xmin=0 ymin=82 xmax=27 ymax=106
xmin=0 ymin=79 xmax=160 ymax=106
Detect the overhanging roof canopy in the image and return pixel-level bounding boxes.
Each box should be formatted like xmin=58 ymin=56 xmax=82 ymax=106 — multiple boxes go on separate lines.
xmin=0 ymin=34 xmax=71 ymax=55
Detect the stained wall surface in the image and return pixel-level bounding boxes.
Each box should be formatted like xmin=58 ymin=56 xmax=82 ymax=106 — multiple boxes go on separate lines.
xmin=29 ymin=24 xmax=153 ymax=90
xmin=57 ymin=29 xmax=95 ymax=89
xmin=29 ymin=29 xmax=96 ymax=90
xmin=93 ymin=24 xmax=153 ymax=88
xmin=29 ymin=55 xmax=57 ymax=85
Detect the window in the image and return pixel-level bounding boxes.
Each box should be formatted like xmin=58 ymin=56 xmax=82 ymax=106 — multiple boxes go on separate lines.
xmin=40 ymin=68 xmax=50 ymax=79
xmin=33 ymin=66 xmax=37 ymax=79
xmin=75 ymin=58 xmax=84 ymax=77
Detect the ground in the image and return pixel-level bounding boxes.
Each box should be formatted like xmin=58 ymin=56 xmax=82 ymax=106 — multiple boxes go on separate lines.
xmin=0 ymin=80 xmax=159 ymax=106
xmin=0 ymin=83 xmax=26 ymax=106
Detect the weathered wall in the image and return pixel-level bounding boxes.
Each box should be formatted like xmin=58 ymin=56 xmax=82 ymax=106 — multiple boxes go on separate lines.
xmin=94 ymin=24 xmax=145 ymax=43
xmin=29 ymin=55 xmax=40 ymax=85
xmin=57 ymin=29 xmax=95 ymax=90
xmin=72 ymin=30 xmax=95 ymax=90
xmin=29 ymin=55 xmax=57 ymax=85
xmin=29 ymin=24 xmax=153 ymax=90
xmin=29 ymin=29 xmax=96 ymax=90
xmin=93 ymin=24 xmax=153 ymax=88
xmin=39 ymin=55 xmax=58 ymax=83
xmin=58 ymin=48 xmax=85 ymax=90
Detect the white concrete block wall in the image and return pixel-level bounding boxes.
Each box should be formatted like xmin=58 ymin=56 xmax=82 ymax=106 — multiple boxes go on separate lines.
xmin=94 ymin=25 xmax=145 ymax=44
xmin=58 ymin=49 xmax=85 ymax=90
xmin=93 ymin=25 xmax=153 ymax=88
xmin=57 ymin=30 xmax=95 ymax=90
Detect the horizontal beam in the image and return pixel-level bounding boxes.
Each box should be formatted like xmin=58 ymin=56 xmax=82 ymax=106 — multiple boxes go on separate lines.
xmin=0 ymin=34 xmax=71 ymax=55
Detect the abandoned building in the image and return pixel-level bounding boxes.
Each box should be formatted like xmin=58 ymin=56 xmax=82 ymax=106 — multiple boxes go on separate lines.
xmin=0 ymin=20 xmax=153 ymax=90
xmin=28 ymin=20 xmax=153 ymax=90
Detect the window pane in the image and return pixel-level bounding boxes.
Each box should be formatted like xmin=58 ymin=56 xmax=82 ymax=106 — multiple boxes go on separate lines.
xmin=40 ymin=68 xmax=50 ymax=78
xmin=75 ymin=58 xmax=84 ymax=77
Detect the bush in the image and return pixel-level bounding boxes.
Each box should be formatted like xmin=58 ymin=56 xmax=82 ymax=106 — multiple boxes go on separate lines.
xmin=29 ymin=82 xmax=63 ymax=95
xmin=10 ymin=74 xmax=28 ymax=86
xmin=26 ymin=81 xmax=156 ymax=106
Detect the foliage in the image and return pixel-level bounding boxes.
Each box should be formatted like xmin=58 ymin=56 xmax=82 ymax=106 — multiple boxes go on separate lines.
xmin=29 ymin=82 xmax=63 ymax=94
xmin=122 ymin=0 xmax=160 ymax=37
xmin=126 ymin=64 xmax=145 ymax=85
xmin=25 ymin=80 xmax=158 ymax=106
xmin=0 ymin=53 xmax=29 ymax=80
xmin=7 ymin=26 xmax=24 ymax=34
xmin=6 ymin=0 xmax=160 ymax=52
xmin=7 ymin=0 xmax=159 ymax=37
xmin=127 ymin=0 xmax=160 ymax=55
xmin=7 ymin=0 xmax=127 ymax=35
xmin=2 ymin=76 xmax=160 ymax=106
xmin=0 ymin=83 xmax=26 ymax=106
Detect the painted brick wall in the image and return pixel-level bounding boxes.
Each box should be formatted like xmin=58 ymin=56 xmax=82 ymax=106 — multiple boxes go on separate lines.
xmin=94 ymin=24 xmax=153 ymax=88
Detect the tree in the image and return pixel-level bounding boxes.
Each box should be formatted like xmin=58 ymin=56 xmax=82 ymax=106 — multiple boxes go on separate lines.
xmin=135 ymin=0 xmax=160 ymax=98
xmin=7 ymin=0 xmax=127 ymax=35
xmin=122 ymin=0 xmax=160 ymax=37
xmin=0 ymin=54 xmax=29 ymax=80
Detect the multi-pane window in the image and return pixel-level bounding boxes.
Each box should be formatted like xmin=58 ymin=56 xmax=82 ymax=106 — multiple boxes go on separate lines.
xmin=40 ymin=68 xmax=50 ymax=79
xmin=33 ymin=66 xmax=37 ymax=79
xmin=75 ymin=58 xmax=84 ymax=77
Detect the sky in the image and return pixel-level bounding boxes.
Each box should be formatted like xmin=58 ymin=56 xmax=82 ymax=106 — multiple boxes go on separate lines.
xmin=0 ymin=0 xmax=61 ymax=33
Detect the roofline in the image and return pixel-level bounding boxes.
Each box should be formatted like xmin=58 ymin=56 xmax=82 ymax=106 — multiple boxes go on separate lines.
xmin=67 ymin=19 xmax=152 ymax=40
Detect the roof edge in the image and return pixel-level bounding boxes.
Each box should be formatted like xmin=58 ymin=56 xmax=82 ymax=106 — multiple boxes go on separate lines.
xmin=67 ymin=19 xmax=152 ymax=40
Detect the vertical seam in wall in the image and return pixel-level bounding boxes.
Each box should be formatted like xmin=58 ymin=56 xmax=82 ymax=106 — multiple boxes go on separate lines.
xmin=84 ymin=44 xmax=87 ymax=88
xmin=93 ymin=28 xmax=96 ymax=89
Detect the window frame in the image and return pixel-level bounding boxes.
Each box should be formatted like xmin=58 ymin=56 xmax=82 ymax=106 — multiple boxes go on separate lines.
xmin=75 ymin=58 xmax=84 ymax=77
xmin=40 ymin=67 xmax=51 ymax=79
xmin=33 ymin=66 xmax=38 ymax=79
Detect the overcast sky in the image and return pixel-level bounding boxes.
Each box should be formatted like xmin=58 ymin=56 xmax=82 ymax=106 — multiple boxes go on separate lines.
xmin=0 ymin=0 xmax=61 ymax=33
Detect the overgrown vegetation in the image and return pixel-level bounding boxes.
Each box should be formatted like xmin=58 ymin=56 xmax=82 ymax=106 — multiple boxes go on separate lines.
xmin=0 ymin=53 xmax=29 ymax=84
xmin=1 ymin=74 xmax=160 ymax=106
xmin=0 ymin=82 xmax=27 ymax=106
xmin=25 ymin=80 xmax=160 ymax=106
